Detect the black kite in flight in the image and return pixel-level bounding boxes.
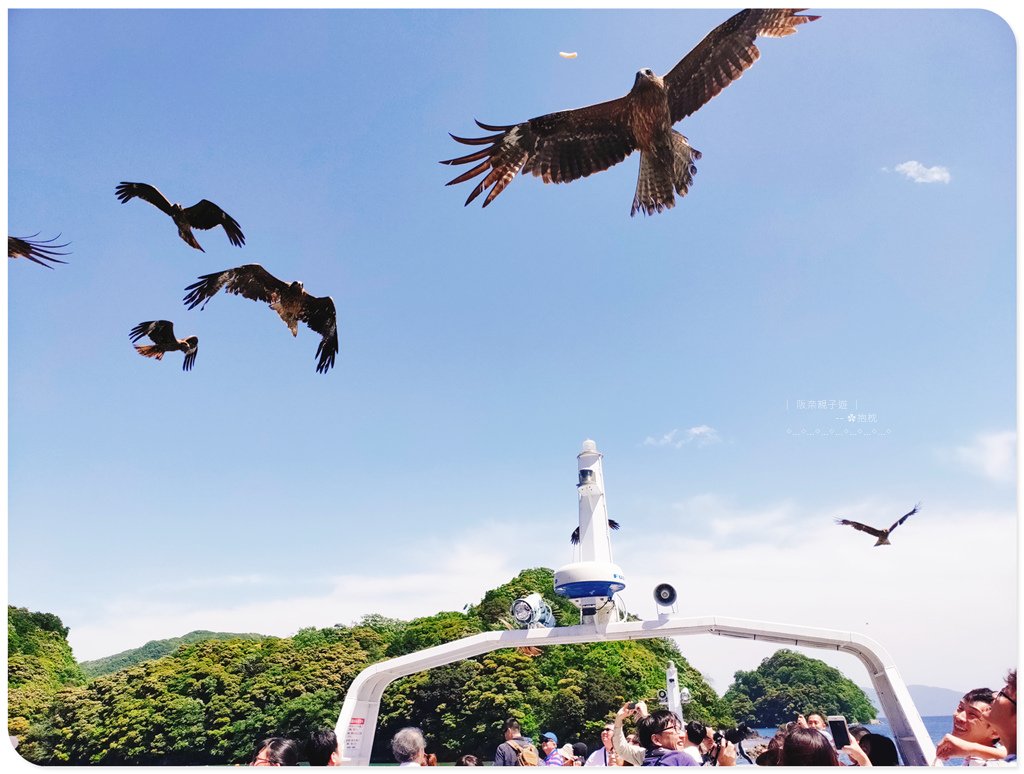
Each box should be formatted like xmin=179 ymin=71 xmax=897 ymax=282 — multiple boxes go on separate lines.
xmin=115 ymin=181 xmax=245 ymax=251
xmin=835 ymin=503 xmax=921 ymax=546
xmin=129 ymin=320 xmax=199 ymax=372
xmin=182 ymin=264 xmax=338 ymax=374
xmin=442 ymin=8 xmax=818 ymax=215
xmin=8 ymin=234 xmax=70 ymax=268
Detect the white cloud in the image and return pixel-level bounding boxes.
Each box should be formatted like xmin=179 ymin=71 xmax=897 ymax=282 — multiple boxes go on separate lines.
xmin=947 ymin=430 xmax=1017 ymax=483
xmin=611 ymin=499 xmax=1017 ymax=695
xmin=69 ymin=533 xmax=524 ymax=661
xmin=894 ymin=160 xmax=951 ymax=184
xmin=643 ymin=425 xmax=721 ymax=449
xmin=68 ymin=501 xmax=1016 ymax=703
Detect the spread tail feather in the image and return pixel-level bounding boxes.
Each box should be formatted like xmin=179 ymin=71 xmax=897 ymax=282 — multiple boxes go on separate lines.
xmin=670 ymin=130 xmax=701 ymax=198
xmin=631 ymin=150 xmax=677 ymax=217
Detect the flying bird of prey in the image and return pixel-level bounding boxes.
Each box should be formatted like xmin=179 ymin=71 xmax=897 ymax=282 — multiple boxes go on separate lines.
xmin=129 ymin=320 xmax=199 ymax=372
xmin=570 ymin=519 xmax=620 ymax=545
xmin=115 ymin=181 xmax=245 ymax=252
xmin=9 ymin=234 xmax=70 ymax=268
xmin=835 ymin=503 xmax=921 ymax=546
xmin=442 ymin=8 xmax=818 ymax=215
xmin=182 ymin=264 xmax=338 ymax=373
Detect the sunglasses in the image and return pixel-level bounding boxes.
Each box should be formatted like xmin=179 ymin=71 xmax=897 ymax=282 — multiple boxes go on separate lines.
xmin=996 ymin=688 xmax=1016 ymax=707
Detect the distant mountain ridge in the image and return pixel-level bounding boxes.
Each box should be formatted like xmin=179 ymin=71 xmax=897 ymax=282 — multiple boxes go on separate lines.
xmin=860 ymin=683 xmax=963 ymax=717
xmin=79 ymin=629 xmax=268 ymax=678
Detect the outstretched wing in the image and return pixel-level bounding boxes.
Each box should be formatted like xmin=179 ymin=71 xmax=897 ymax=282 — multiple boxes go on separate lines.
xmin=183 ymin=199 xmax=245 ymax=247
xmin=8 ymin=234 xmax=70 ymax=267
xmin=835 ymin=518 xmax=885 ymax=539
xmin=115 ymin=181 xmax=175 ymax=217
xmin=887 ymin=503 xmax=921 ymax=534
xmin=663 ymin=8 xmax=819 ymax=124
xmin=441 ymin=96 xmax=637 ymax=208
xmin=183 ymin=263 xmax=289 ymax=311
xmin=298 ymin=293 xmax=339 ymax=374
xmin=129 ymin=320 xmax=177 ymax=348
xmin=181 ymin=337 xmax=199 ymax=372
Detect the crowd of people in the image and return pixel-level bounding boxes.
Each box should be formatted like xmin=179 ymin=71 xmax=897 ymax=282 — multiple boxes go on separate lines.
xmin=244 ymin=669 xmax=1016 ymax=767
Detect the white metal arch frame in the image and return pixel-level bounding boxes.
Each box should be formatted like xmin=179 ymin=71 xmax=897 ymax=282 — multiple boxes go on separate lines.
xmin=335 ymin=615 xmax=936 ymax=766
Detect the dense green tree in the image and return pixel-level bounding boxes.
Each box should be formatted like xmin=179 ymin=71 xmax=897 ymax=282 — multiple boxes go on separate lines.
xmin=13 ymin=569 xmax=733 ymax=765
xmin=723 ymin=649 xmax=877 ymax=727
xmin=8 ymin=606 xmax=86 ymax=740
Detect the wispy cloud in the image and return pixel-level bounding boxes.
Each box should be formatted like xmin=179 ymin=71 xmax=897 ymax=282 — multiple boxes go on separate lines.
xmin=66 ymin=500 xmax=1015 ymax=699
xmin=893 ymin=160 xmax=951 ymax=184
xmin=944 ymin=430 xmax=1017 ymax=483
xmin=643 ymin=425 xmax=721 ymax=449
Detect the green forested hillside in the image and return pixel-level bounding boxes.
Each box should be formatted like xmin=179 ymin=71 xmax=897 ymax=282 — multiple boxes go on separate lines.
xmin=14 ymin=568 xmax=732 ymax=765
xmin=8 ymin=606 xmax=87 ymax=739
xmin=723 ymin=649 xmax=877 ymax=726
xmin=79 ymin=630 xmax=268 ymax=678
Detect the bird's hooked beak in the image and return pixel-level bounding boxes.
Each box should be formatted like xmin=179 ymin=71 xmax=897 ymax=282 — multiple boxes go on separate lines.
xmin=634 ymin=68 xmax=656 ymax=84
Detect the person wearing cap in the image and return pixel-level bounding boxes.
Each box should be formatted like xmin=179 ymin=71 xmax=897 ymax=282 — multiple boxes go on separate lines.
xmin=540 ymin=732 xmax=564 ymax=766
xmin=570 ymin=742 xmax=588 ymax=766
xmin=558 ymin=744 xmax=577 ymax=765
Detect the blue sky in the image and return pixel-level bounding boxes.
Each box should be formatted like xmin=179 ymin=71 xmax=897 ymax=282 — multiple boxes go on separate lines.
xmin=6 ymin=4 xmax=1018 ymax=700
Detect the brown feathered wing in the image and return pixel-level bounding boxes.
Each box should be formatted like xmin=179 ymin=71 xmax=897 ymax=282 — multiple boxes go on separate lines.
xmin=8 ymin=234 xmax=70 ymax=268
xmin=663 ymin=8 xmax=820 ymax=124
xmin=115 ymin=182 xmax=176 ymax=216
xmin=441 ymin=96 xmax=637 ymax=207
xmin=298 ymin=295 xmax=339 ymax=374
xmin=183 ymin=200 xmax=246 ymax=247
xmin=183 ymin=264 xmax=290 ymax=311
xmin=835 ymin=519 xmax=885 ymax=539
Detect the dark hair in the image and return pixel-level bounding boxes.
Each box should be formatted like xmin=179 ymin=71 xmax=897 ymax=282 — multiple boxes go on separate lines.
xmin=684 ymin=720 xmax=706 ymax=745
xmin=425 ymin=752 xmax=438 ymax=766
xmin=251 ymin=737 xmax=300 ymax=766
xmin=305 ymin=729 xmax=338 ymax=766
xmin=860 ymin=733 xmax=899 ymax=766
xmin=848 ymin=724 xmax=870 ymax=741
xmin=755 ymin=746 xmax=781 ymax=766
xmin=781 ymin=727 xmax=840 ymax=766
xmin=572 ymin=742 xmax=588 ymax=758
xmin=503 ymin=718 xmax=522 ymax=735
xmin=637 ymin=709 xmax=679 ymax=750
xmin=456 ymin=754 xmax=479 ymax=766
xmin=963 ymin=688 xmax=996 ymax=704
xmin=1006 ymin=669 xmax=1017 ymax=694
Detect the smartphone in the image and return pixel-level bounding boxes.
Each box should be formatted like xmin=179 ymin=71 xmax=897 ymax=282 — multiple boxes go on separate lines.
xmin=626 ymin=702 xmax=637 ymax=709
xmin=827 ymin=715 xmax=851 ymax=748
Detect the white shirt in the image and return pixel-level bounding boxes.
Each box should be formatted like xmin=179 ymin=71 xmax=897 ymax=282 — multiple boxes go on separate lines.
xmin=585 ymin=747 xmax=613 ymax=766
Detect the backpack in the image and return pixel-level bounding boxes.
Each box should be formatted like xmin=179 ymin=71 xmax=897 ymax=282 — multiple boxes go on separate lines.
xmin=507 ymin=739 xmax=540 ymax=766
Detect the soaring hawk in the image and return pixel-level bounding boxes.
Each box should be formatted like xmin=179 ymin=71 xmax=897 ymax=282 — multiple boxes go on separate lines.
xmin=442 ymin=8 xmax=818 ymax=215
xmin=183 ymin=264 xmax=338 ymax=374
xmin=129 ymin=320 xmax=199 ymax=372
xmin=9 ymin=234 xmax=70 ymax=268
xmin=115 ymin=181 xmax=245 ymax=251
xmin=835 ymin=503 xmax=921 ymax=546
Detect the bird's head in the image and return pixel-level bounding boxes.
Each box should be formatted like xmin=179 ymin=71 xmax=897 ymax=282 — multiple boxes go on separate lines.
xmin=289 ymin=280 xmax=304 ymax=293
xmin=632 ymin=67 xmax=664 ymax=91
